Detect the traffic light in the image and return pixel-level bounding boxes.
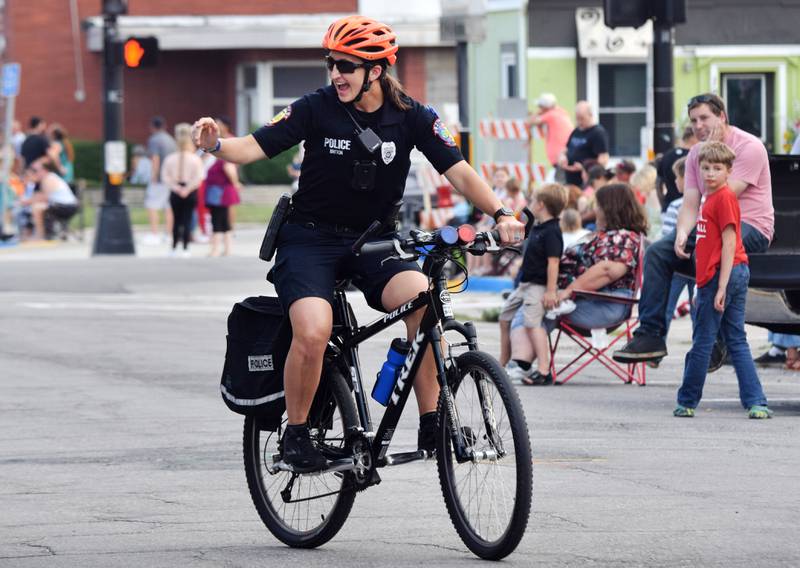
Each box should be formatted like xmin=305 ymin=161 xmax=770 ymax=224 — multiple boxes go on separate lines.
xmin=123 ymin=37 xmax=159 ymax=68
xmin=604 ymin=0 xmax=650 ymax=28
xmin=605 ymin=0 xmax=687 ymax=28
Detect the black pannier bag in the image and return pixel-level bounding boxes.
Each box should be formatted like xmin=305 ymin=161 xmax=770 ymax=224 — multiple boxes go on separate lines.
xmin=221 ymin=296 xmax=291 ymax=429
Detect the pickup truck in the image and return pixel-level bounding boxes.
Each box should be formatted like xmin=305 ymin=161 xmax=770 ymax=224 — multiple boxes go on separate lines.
xmin=745 ymin=154 xmax=800 ymax=333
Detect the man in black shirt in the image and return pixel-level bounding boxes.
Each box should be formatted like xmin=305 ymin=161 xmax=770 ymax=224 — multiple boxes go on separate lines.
xmin=558 ymin=101 xmax=609 ymax=187
xmin=20 ymin=116 xmax=51 ymax=168
xmin=656 ymin=126 xmax=697 ymax=212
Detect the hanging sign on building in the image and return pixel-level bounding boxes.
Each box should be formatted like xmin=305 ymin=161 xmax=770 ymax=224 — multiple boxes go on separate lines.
xmin=576 ymin=7 xmax=652 ymax=58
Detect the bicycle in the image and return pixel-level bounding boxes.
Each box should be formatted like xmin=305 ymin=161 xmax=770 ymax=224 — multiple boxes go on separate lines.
xmin=242 ymin=220 xmax=533 ymax=560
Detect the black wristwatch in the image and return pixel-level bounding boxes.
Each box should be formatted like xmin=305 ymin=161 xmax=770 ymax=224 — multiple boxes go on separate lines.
xmin=492 ymin=207 xmax=515 ymax=223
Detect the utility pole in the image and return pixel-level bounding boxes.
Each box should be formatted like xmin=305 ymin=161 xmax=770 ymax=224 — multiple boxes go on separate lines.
xmin=605 ymin=0 xmax=686 ymax=157
xmin=93 ymin=0 xmax=134 ymax=255
xmin=652 ymin=14 xmax=675 ymax=155
xmin=456 ymin=40 xmax=471 ymax=164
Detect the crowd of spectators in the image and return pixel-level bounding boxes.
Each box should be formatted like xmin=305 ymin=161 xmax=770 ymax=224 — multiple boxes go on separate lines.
xmin=1 ymin=114 xmax=242 ymax=257
xmin=462 ymin=90 xmax=786 ymax=416
xmin=2 ymin=116 xmax=78 ymax=240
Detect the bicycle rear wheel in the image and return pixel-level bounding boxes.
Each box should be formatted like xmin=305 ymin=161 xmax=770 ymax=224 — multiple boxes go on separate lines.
xmin=436 ymin=350 xmax=532 ymax=560
xmin=243 ymin=364 xmax=358 ymax=548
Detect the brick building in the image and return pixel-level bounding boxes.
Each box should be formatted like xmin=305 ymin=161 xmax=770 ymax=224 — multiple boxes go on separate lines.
xmin=5 ymin=0 xmax=456 ymax=143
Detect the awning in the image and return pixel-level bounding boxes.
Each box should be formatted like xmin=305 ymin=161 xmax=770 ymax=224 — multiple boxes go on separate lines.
xmin=84 ymin=14 xmax=450 ymax=52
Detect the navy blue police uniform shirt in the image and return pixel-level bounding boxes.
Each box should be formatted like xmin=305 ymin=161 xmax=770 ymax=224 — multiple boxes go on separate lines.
xmin=252 ymin=85 xmax=463 ymax=231
xmin=520 ymin=218 xmax=563 ymax=285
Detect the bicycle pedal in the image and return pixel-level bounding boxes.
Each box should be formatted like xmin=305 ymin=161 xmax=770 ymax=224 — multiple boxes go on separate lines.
xmin=383 ymin=450 xmax=429 ymax=466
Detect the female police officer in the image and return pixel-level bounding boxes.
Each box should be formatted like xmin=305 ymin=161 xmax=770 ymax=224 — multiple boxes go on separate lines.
xmin=193 ymin=15 xmax=524 ymax=472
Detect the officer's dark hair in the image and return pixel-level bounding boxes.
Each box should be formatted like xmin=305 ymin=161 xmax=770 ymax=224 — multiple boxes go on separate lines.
xmin=29 ymin=116 xmax=43 ymax=129
xmin=151 ymin=116 xmax=166 ymax=129
xmin=377 ymin=62 xmax=411 ymax=112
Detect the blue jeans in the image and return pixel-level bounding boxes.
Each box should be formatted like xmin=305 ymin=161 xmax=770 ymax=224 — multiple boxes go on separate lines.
xmin=567 ymin=289 xmax=634 ymax=330
xmin=768 ymin=331 xmax=800 ymax=349
xmin=677 ymin=264 xmax=768 ymax=409
xmin=664 ymin=274 xmax=695 ymax=334
xmin=637 ymin=222 xmax=769 ymax=339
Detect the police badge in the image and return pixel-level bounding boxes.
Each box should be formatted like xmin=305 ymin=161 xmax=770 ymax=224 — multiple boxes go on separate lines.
xmin=381 ymin=141 xmax=396 ymax=165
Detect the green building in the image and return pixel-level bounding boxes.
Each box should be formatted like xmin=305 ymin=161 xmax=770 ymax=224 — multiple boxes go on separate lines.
xmin=470 ymin=0 xmax=800 ymax=175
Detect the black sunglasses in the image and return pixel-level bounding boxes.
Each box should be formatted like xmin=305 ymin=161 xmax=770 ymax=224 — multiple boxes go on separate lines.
xmin=688 ymin=94 xmax=724 ymax=112
xmin=325 ymin=56 xmax=366 ymax=74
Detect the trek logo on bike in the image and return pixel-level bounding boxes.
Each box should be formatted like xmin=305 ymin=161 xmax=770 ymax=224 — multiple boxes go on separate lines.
xmin=390 ymin=329 xmax=424 ymax=405
xmin=248 ymin=354 xmax=274 ymax=372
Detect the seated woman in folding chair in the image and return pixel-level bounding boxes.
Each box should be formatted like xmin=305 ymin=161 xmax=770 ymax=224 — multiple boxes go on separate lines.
xmin=506 ymin=183 xmax=648 ymax=385
xmin=553 ymin=182 xmax=648 ymax=328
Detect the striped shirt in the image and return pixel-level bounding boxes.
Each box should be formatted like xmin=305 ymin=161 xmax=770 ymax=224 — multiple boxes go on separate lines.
xmin=661 ymin=197 xmax=683 ymax=238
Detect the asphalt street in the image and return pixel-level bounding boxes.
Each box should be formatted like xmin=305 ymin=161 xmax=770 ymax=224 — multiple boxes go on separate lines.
xmin=1 ymin=228 xmax=799 ymax=567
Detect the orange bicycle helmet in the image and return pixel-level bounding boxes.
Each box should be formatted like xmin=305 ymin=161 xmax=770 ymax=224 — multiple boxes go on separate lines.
xmin=322 ymin=15 xmax=398 ymax=66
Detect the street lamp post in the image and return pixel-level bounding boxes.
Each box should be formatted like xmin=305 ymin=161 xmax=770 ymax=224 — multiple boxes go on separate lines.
xmin=92 ymin=0 xmax=134 ymax=255
xmin=652 ymin=18 xmax=675 ymax=155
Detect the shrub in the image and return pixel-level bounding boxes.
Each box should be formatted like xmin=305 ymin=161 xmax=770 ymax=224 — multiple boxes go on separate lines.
xmin=73 ymin=139 xmax=104 ymax=183
xmin=241 ymin=144 xmax=296 ymax=185
xmin=73 ymin=140 xmax=140 ymax=184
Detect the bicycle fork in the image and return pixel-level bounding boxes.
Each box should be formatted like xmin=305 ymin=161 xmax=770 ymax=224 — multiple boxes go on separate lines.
xmin=434 ymin=327 xmax=505 ymax=463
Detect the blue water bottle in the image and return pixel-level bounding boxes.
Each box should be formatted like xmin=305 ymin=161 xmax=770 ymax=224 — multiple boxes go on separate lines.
xmin=372 ymin=338 xmax=411 ymax=406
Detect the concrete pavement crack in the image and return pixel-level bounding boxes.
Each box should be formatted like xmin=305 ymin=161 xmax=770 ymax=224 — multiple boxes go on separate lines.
xmin=374 ymin=539 xmax=468 ymax=554
xmin=541 ymin=511 xmax=589 ymax=529
xmin=21 ymin=541 xmax=56 ymax=556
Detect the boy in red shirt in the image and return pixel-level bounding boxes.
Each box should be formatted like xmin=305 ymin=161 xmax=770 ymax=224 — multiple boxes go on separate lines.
xmin=674 ymin=141 xmax=771 ymax=419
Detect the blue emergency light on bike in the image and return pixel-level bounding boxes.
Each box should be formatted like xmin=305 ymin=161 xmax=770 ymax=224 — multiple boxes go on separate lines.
xmin=438 ymin=225 xmax=459 ymax=245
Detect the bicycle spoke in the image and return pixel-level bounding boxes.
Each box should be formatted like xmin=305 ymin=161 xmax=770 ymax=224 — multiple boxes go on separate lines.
xmin=446 ymin=363 xmax=518 ymax=544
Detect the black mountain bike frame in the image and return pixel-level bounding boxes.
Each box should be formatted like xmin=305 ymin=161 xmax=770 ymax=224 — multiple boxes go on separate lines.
xmin=328 ymin=264 xmax=478 ymax=467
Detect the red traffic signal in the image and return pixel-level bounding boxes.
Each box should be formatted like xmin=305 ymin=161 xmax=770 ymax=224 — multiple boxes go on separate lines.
xmin=123 ymin=36 xmax=158 ymax=68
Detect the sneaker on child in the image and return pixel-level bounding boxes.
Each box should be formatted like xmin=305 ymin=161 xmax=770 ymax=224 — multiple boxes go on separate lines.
xmin=747 ymin=405 xmax=773 ymax=419
xmin=545 ymin=299 xmax=576 ymax=320
xmin=505 ymin=362 xmax=534 ymax=383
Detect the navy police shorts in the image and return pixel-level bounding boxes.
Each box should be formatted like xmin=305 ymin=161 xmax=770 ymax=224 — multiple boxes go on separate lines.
xmin=273 ymin=221 xmax=423 ymax=313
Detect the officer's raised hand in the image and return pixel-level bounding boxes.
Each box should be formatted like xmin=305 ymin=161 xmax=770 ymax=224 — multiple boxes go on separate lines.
xmin=494 ymin=213 xmax=526 ymax=246
xmin=192 ymin=117 xmax=220 ymax=152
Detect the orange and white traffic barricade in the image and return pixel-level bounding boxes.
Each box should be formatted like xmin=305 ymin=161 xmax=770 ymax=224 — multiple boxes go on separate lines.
xmin=480 ymin=162 xmax=548 ymax=187
xmin=479 ymin=118 xmax=543 ymax=141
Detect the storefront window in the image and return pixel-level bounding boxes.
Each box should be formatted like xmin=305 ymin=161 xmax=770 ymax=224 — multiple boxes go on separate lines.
xmin=598 ymin=63 xmax=646 ymax=156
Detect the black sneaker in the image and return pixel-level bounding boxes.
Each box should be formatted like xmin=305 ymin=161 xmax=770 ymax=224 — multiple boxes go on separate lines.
xmin=707 ymin=339 xmax=727 ymax=374
xmin=417 ymin=411 xmax=438 ymax=455
xmin=524 ymin=370 xmax=553 ymax=386
xmin=613 ymin=334 xmax=668 ymax=363
xmin=753 ymin=349 xmax=786 ymax=366
xmin=282 ymin=424 xmax=328 ymax=473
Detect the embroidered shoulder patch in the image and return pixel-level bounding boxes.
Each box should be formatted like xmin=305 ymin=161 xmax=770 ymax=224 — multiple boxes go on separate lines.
xmin=433 ymin=118 xmax=457 ymax=147
xmin=267 ymin=105 xmax=292 ymax=127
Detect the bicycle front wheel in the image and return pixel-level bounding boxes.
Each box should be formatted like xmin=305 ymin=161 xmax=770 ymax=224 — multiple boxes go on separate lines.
xmin=243 ymin=364 xmax=358 ymax=548
xmin=436 ymin=350 xmax=533 ymax=560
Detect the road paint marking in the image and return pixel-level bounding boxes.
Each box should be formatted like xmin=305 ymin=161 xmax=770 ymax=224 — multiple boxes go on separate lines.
xmin=21 ymin=301 xmax=229 ymax=313
xmin=703 ymin=397 xmax=800 ymax=402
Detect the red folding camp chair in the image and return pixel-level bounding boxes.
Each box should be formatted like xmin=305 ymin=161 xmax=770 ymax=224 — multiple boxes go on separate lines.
xmin=548 ymin=234 xmax=647 ymax=385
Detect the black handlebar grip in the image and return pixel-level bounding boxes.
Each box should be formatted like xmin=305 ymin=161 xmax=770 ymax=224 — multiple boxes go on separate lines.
xmin=521 ymin=207 xmax=534 ymax=238
xmin=352 ymin=220 xmax=383 ymax=255
xmin=359 ymin=240 xmax=399 ymax=257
